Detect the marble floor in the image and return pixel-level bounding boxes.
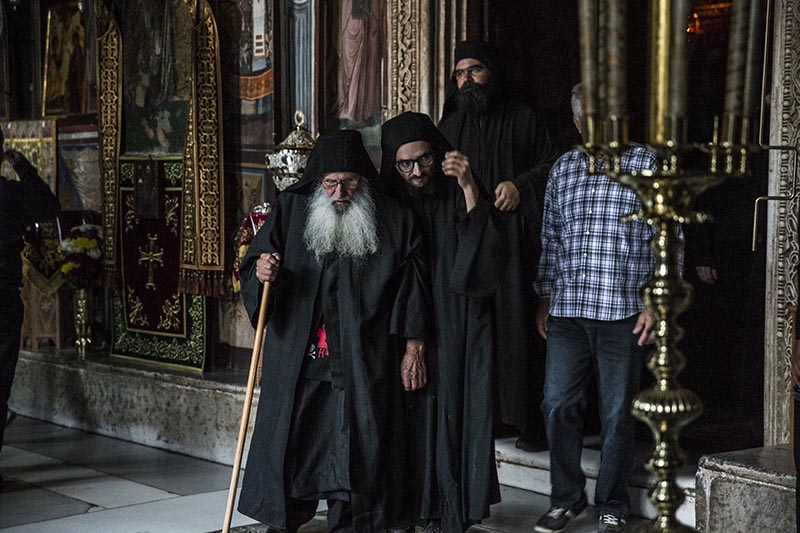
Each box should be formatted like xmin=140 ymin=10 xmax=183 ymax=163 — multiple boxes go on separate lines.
xmin=0 ymin=416 xmax=647 ymax=532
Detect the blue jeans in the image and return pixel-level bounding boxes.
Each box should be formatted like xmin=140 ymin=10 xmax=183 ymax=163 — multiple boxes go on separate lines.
xmin=541 ymin=315 xmax=646 ymax=518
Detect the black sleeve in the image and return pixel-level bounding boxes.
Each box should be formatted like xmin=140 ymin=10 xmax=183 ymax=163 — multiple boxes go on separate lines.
xmin=510 ymin=111 xmax=559 ymax=214
xmin=7 ymin=156 xmax=60 ymax=225
xmin=390 ymin=208 xmax=432 ymax=341
xmin=684 ymin=223 xmax=716 ymax=270
xmin=239 ymin=195 xmax=288 ymax=327
xmin=449 ymin=188 xmax=509 ymax=298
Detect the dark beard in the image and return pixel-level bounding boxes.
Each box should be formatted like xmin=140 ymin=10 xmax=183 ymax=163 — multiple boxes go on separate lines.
xmin=403 ymin=179 xmax=437 ymax=197
xmin=456 ymin=81 xmax=492 ymax=115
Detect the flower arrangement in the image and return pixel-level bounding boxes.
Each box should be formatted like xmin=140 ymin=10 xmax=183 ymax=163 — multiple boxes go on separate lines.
xmin=58 ymin=224 xmax=103 ymax=289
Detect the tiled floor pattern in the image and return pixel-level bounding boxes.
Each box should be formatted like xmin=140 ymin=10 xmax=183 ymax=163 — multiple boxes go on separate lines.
xmin=1 ymin=416 xmax=645 ymax=532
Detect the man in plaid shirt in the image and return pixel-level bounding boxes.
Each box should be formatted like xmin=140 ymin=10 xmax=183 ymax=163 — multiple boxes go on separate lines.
xmin=532 ymin=84 xmax=657 ymax=533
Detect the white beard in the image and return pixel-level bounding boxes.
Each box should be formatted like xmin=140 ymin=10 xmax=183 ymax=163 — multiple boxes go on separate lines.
xmin=303 ymin=182 xmax=379 ymax=263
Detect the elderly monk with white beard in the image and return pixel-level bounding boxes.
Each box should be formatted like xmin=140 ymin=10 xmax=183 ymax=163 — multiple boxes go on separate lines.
xmin=238 ymin=130 xmax=431 ymax=533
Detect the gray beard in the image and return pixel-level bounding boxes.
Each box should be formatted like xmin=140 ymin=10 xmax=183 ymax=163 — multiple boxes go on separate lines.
xmin=303 ymin=182 xmax=379 ymax=263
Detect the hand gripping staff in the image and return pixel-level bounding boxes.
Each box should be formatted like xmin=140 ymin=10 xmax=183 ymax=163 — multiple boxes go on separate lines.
xmin=222 ymin=281 xmax=271 ymax=532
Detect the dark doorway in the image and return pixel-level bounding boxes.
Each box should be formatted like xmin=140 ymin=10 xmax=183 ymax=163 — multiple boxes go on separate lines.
xmin=478 ymin=0 xmax=767 ymax=454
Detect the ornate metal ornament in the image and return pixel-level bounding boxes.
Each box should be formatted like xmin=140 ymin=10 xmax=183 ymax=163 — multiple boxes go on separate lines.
xmin=266 ymin=110 xmax=315 ymax=191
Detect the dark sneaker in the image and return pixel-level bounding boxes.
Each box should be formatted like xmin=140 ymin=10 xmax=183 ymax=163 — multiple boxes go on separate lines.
xmin=515 ymin=436 xmax=548 ymax=452
xmin=597 ymin=513 xmax=627 ymax=532
xmin=423 ymin=521 xmax=443 ymax=533
xmin=533 ymin=495 xmax=587 ymax=532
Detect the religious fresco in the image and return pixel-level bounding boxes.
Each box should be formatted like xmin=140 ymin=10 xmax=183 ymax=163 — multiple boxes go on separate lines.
xmin=231 ymin=166 xmax=267 ymax=222
xmin=218 ymin=165 xmax=267 ymax=354
xmin=57 ymin=129 xmax=102 ymax=213
xmin=212 ymin=0 xmax=274 ymax=161
xmin=121 ymin=0 xmax=192 ymax=155
xmin=324 ymin=0 xmax=386 ymax=162
xmin=42 ymin=1 xmax=87 ymax=116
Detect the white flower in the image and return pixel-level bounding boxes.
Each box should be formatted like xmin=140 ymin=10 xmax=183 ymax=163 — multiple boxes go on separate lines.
xmin=60 ymin=239 xmax=80 ymax=254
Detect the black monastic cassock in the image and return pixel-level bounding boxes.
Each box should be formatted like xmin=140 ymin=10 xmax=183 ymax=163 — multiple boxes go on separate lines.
xmin=438 ymin=41 xmax=559 ymax=441
xmin=380 ymin=112 xmax=508 ymax=531
xmin=0 ymin=154 xmax=60 ymax=453
xmin=238 ymin=131 xmax=430 ymax=532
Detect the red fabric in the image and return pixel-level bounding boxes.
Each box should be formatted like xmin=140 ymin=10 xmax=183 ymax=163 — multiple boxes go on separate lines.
xmin=232 ymin=206 xmax=271 ymax=292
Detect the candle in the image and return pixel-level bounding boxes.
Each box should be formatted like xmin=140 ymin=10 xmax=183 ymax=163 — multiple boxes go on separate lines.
xmin=669 ymin=0 xmax=690 ymax=118
xmin=578 ymin=0 xmax=599 ymax=117
xmin=725 ymin=0 xmax=751 ymax=115
xmin=606 ymin=0 xmax=627 ymax=117
xmin=742 ymin=0 xmax=764 ymax=118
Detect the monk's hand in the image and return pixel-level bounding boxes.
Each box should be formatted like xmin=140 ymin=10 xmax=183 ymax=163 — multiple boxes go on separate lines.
xmin=494 ymin=180 xmax=520 ymax=211
xmin=696 ymin=265 xmax=718 ymax=285
xmin=442 ymin=151 xmax=477 ymax=191
xmin=632 ymin=310 xmax=656 ymax=346
xmin=442 ymin=151 xmax=478 ymax=211
xmin=255 ymin=252 xmax=281 ymax=283
xmin=401 ymin=338 xmax=427 ymax=391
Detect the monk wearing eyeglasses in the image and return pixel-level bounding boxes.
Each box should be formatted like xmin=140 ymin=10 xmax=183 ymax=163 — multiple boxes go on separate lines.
xmin=380 ymin=112 xmax=508 ymax=533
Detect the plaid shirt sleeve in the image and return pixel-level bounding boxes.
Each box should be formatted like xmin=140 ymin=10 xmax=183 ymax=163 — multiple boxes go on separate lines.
xmin=533 ymin=157 xmax=562 ymax=299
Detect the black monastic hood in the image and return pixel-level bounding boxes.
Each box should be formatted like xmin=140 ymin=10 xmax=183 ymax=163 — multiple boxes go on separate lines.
xmin=440 ymin=40 xmax=507 ymax=121
xmin=286 ymin=129 xmax=378 ymax=193
xmin=379 ymin=112 xmax=453 ymax=198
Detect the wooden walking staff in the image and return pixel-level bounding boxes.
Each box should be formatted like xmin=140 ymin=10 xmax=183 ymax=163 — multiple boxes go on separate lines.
xmin=222 ymin=281 xmax=272 ymax=533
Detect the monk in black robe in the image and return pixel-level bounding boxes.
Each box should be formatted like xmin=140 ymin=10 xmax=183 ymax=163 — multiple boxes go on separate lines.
xmin=238 ymin=130 xmax=430 ymax=532
xmin=439 ymin=40 xmax=559 ymax=450
xmin=380 ymin=112 xmax=507 ymax=532
xmin=0 ymin=143 xmax=60 ymax=483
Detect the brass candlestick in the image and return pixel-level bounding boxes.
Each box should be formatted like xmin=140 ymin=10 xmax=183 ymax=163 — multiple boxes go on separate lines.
xmin=578 ymin=0 xmax=772 ymax=530
xmin=605 ymin=132 xmax=757 ymax=533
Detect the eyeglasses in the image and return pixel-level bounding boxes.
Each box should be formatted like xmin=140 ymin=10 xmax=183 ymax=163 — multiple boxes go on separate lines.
xmin=395 ymin=152 xmax=435 ymax=174
xmin=452 ymin=64 xmax=485 ymax=81
xmin=321 ymin=176 xmax=360 ymax=191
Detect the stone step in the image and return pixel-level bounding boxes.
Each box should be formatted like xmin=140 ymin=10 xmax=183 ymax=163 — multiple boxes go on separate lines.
xmin=495 ymin=436 xmax=697 ymax=528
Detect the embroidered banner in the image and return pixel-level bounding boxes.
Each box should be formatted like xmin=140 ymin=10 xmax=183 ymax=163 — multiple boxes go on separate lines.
xmin=178 ymin=4 xmax=226 ymax=297
xmin=112 ymin=158 xmax=207 ymax=370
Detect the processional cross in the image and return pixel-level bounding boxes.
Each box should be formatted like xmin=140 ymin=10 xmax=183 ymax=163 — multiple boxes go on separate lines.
xmin=138 ymin=234 xmax=164 ymax=290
